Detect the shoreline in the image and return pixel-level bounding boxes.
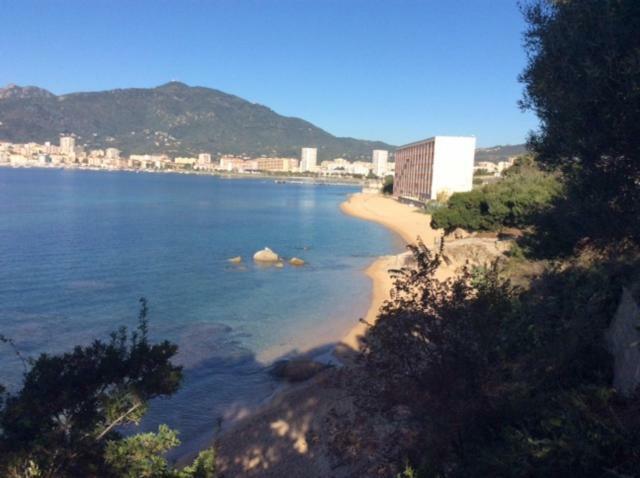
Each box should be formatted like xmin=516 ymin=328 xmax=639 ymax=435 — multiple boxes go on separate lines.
xmin=337 ymin=192 xmax=442 ymax=354
xmin=212 ymin=193 xmax=443 ymax=476
xmin=0 ymin=163 xmax=364 ymax=186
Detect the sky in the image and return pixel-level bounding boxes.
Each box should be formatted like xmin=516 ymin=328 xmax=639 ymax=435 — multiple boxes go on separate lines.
xmin=0 ymin=0 xmax=538 ymax=147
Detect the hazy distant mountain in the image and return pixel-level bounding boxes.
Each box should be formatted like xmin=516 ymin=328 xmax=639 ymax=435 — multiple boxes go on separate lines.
xmin=0 ymin=82 xmax=394 ymax=160
xmin=475 ymin=144 xmax=528 ymax=163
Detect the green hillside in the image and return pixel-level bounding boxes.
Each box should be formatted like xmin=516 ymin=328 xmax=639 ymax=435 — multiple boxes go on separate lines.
xmin=0 ymin=82 xmax=393 ymax=160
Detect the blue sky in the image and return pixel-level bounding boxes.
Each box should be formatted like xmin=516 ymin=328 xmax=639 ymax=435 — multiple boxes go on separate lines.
xmin=0 ymin=0 xmax=537 ymax=147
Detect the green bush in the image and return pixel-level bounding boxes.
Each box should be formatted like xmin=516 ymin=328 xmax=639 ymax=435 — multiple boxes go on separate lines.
xmin=362 ymin=241 xmax=640 ymax=477
xmin=521 ymin=0 xmax=640 ymax=247
xmin=430 ymin=158 xmax=561 ymax=233
xmin=0 ymin=299 xmax=216 ymax=478
xmin=381 ymin=175 xmax=394 ymax=195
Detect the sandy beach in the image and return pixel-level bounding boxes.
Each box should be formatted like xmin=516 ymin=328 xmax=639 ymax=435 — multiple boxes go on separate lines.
xmin=338 ymin=193 xmax=442 ymax=352
xmin=214 ymin=193 xmax=443 ymax=476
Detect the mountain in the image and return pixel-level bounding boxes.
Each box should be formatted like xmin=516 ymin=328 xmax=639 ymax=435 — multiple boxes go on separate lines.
xmin=0 ymin=82 xmax=394 ymax=160
xmin=474 ymin=143 xmax=528 ymax=163
xmin=0 ymin=84 xmax=55 ymax=100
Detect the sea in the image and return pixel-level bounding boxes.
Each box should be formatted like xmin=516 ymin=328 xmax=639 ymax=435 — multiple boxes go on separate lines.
xmin=0 ymin=167 xmax=401 ymax=456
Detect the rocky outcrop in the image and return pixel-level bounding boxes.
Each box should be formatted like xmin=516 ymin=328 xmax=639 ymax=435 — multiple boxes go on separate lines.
xmin=289 ymin=257 xmax=305 ymax=266
xmin=606 ymin=287 xmax=640 ymax=397
xmin=444 ymin=227 xmax=471 ymax=241
xmin=228 ymin=256 xmax=242 ymax=264
xmin=441 ymin=237 xmax=512 ymax=268
xmin=270 ymin=359 xmax=331 ymax=383
xmin=253 ymin=247 xmax=280 ymax=262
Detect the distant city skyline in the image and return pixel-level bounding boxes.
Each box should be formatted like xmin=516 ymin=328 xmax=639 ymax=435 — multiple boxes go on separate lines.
xmin=1 ymin=0 xmax=537 ymax=147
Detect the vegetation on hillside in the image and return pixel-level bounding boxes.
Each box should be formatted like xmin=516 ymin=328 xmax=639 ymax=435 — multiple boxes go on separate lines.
xmin=0 ymin=299 xmax=216 ymax=478
xmin=518 ymin=0 xmax=640 ymax=256
xmin=0 ymin=82 xmax=393 ymax=160
xmin=360 ymin=1 xmax=640 ymax=476
xmin=3 ymin=0 xmax=640 ymax=476
xmin=430 ymin=156 xmax=561 ymax=233
xmin=363 ymin=242 xmax=640 ymax=477
xmin=474 ymin=144 xmax=527 ymax=163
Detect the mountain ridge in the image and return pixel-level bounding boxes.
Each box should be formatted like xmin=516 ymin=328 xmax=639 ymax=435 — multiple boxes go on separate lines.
xmin=0 ymin=82 xmax=394 ymax=160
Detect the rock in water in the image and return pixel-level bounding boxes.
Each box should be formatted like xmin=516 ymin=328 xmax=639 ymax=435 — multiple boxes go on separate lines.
xmin=228 ymin=256 xmax=242 ymax=264
xmin=270 ymin=359 xmax=330 ymax=382
xmin=289 ymin=257 xmax=305 ymax=266
xmin=253 ymin=247 xmax=280 ymax=262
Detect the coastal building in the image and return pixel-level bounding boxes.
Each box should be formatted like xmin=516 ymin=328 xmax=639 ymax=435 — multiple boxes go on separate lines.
xmin=300 ymin=147 xmax=317 ymax=172
xmin=350 ymin=161 xmax=373 ymax=176
xmin=105 ymin=148 xmax=120 ymax=160
xmin=372 ymin=149 xmax=389 ymax=177
xmin=256 ymin=157 xmax=299 ymax=172
xmin=196 ymin=153 xmax=212 ymax=170
xmin=473 ymin=158 xmax=516 ymax=177
xmin=219 ymin=156 xmax=250 ymax=172
xmin=474 ymin=161 xmax=498 ymax=174
xmin=10 ymin=154 xmax=28 ymax=166
xmin=60 ymin=136 xmax=75 ymax=155
xmin=387 ymin=162 xmax=395 ymax=176
xmin=394 ymin=136 xmax=476 ymax=202
xmin=130 ymin=154 xmax=167 ymax=169
xmin=174 ymin=156 xmax=198 ymax=168
xmin=496 ymin=158 xmax=516 ymax=174
xmin=320 ymin=158 xmax=349 ymax=174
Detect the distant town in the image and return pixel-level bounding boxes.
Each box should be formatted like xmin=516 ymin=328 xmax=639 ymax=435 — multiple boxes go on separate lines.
xmin=0 ymin=135 xmax=519 ymax=202
xmin=0 ymin=136 xmax=395 ymax=179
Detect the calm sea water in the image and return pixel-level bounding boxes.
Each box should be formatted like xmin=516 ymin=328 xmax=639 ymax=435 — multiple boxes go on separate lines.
xmin=0 ymin=168 xmax=400 ymax=455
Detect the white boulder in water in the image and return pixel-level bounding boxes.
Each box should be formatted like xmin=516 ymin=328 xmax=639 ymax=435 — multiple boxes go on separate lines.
xmin=289 ymin=257 xmax=305 ymax=266
xmin=253 ymin=247 xmax=280 ymax=262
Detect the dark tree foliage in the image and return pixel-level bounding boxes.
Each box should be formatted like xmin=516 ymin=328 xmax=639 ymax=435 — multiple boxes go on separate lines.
xmin=520 ymin=0 xmax=640 ymax=248
xmin=0 ymin=299 xmax=215 ymax=478
xmin=362 ymin=241 xmax=640 ymax=477
xmin=382 ymin=175 xmax=394 ymax=195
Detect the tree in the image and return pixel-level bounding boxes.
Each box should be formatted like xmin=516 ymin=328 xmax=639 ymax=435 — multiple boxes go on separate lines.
xmin=0 ymin=298 xmax=216 ymax=478
xmin=381 ymin=175 xmax=394 ymax=195
xmin=430 ymin=157 xmax=560 ymax=233
xmin=361 ymin=241 xmax=640 ymax=477
xmin=520 ymin=0 xmax=640 ymax=245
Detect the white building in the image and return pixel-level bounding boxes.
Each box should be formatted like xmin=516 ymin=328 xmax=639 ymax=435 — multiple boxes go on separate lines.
xmin=195 ymin=153 xmax=212 ymax=170
xmin=60 ymin=136 xmax=76 ymax=155
xmin=394 ymin=136 xmax=476 ymax=202
xmin=300 ymin=147 xmax=317 ymax=172
xmin=350 ymin=161 xmax=373 ymax=176
xmin=105 ymin=148 xmax=120 ymax=160
xmin=372 ymin=149 xmax=389 ymax=177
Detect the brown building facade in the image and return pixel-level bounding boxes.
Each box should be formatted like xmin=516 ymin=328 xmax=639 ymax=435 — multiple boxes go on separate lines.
xmin=393 ymin=137 xmax=436 ymax=202
xmin=393 ymin=136 xmax=476 ymax=202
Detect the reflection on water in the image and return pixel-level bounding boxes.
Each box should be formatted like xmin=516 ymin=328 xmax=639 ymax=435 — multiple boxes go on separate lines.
xmin=0 ymin=168 xmax=399 ymax=455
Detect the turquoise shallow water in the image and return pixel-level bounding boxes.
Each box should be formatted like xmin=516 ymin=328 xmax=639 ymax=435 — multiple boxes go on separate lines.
xmin=0 ymin=168 xmax=400 ymax=455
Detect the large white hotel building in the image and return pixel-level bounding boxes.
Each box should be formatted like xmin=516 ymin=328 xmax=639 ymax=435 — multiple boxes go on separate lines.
xmin=300 ymin=147 xmax=317 ymax=172
xmin=393 ymin=136 xmax=476 ymax=202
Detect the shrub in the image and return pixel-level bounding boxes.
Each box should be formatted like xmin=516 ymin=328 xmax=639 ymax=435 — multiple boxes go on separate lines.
xmin=430 ymin=158 xmax=561 ymax=233
xmin=0 ymin=299 xmax=216 ymax=478
xmin=381 ymin=175 xmax=394 ymax=195
xmin=362 ymin=241 xmax=640 ymax=477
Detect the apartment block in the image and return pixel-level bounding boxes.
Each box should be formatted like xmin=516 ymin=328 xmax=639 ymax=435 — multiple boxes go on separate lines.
xmin=394 ymin=136 xmax=476 ymax=202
